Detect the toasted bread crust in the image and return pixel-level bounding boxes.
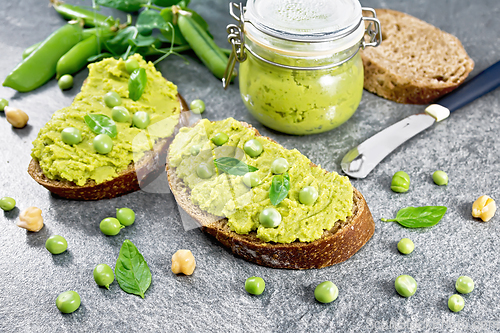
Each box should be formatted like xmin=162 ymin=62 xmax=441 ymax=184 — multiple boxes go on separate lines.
xmin=28 ymin=95 xmax=189 ymax=201
xmin=167 ymin=121 xmax=375 ymax=269
xmin=361 ymin=9 xmax=474 ymax=104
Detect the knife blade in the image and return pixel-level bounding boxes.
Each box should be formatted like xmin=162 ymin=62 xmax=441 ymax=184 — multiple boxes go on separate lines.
xmin=341 ymin=60 xmax=500 ymax=178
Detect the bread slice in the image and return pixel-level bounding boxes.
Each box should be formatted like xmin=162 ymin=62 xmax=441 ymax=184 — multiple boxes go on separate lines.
xmin=167 ymin=121 xmax=375 ymax=269
xmin=28 ymin=95 xmax=189 ymax=201
xmin=361 ymin=8 xmax=474 ymax=104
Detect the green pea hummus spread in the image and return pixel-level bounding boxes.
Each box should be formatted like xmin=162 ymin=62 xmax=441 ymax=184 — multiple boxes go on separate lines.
xmin=169 ymin=118 xmax=353 ymax=243
xmin=31 ymin=54 xmax=180 ymax=186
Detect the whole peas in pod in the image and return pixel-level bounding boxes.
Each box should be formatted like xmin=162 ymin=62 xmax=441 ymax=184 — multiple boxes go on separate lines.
xmin=104 ymin=91 xmax=122 ymax=108
xmin=259 ymin=207 xmax=281 ymax=228
xmin=394 ymin=275 xmax=417 ymax=297
xmin=61 ymin=127 xmax=82 ymax=145
xmin=56 ymin=290 xmax=81 ymax=314
xmin=132 ymin=111 xmax=150 ymax=129
xmin=116 ymin=208 xmax=135 ymax=226
xmin=448 ymin=294 xmax=465 ymax=312
xmin=125 ymin=58 xmax=140 ymax=74
xmin=455 ymin=276 xmax=474 ymax=294
xmin=397 ymin=238 xmax=415 ymax=254
xmin=271 ymin=157 xmax=289 ymax=174
xmin=299 ymin=186 xmax=318 ymax=205
xmin=0 ymin=197 xmax=16 ymax=211
xmin=189 ymin=99 xmax=205 ymax=114
xmin=197 ymin=162 xmax=213 ymax=179
xmin=100 ymin=217 xmax=124 ymax=236
xmin=314 ymin=281 xmax=339 ymax=304
xmin=245 ymin=276 xmax=265 ymax=295
xmin=243 ymin=172 xmax=260 ymax=188
xmin=0 ymin=98 xmax=9 ymax=111
xmin=93 ymin=264 xmax=115 ymax=289
xmin=45 ymin=235 xmax=68 ymax=254
xmin=432 ymin=170 xmax=448 ymax=186
xmin=112 ymin=106 xmax=130 ymax=123
xmin=244 ymin=139 xmax=263 ymax=158
xmin=391 ymin=171 xmax=410 ymax=193
xmin=58 ymin=74 xmax=73 ymax=90
xmin=211 ymin=132 xmax=229 ymax=146
xmin=93 ymin=134 xmax=113 ymax=154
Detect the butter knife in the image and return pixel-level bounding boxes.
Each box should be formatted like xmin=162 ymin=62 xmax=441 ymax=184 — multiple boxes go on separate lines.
xmin=341 ymin=60 xmax=500 ymax=178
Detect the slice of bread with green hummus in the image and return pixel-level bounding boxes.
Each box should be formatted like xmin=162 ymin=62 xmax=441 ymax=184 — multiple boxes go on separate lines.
xmin=361 ymin=8 xmax=474 ymax=104
xmin=28 ymin=54 xmax=189 ymax=200
xmin=166 ymin=118 xmax=375 ymax=269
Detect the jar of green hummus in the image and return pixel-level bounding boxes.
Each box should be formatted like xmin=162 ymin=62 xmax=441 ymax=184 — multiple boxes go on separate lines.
xmin=223 ymin=1 xmax=381 ymax=135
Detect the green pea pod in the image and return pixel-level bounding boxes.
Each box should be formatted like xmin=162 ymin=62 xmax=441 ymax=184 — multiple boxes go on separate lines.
xmin=22 ymin=42 xmax=42 ymax=59
xmin=51 ymin=0 xmax=115 ymax=28
xmin=56 ymin=35 xmax=101 ymax=79
xmin=82 ymin=27 xmax=117 ymax=40
xmin=177 ymin=14 xmax=228 ymax=79
xmin=3 ymin=23 xmax=82 ymax=92
xmin=128 ymin=68 xmax=147 ymax=101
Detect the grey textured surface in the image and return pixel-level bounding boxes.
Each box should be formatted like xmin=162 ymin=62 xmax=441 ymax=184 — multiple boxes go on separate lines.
xmin=1 ymin=0 xmax=499 ymax=332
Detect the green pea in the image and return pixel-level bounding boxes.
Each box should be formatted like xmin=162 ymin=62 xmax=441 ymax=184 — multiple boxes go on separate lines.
xmin=93 ymin=134 xmax=113 ymax=154
xmin=125 ymin=58 xmax=140 ymax=74
xmin=244 ymin=139 xmax=263 ymax=158
xmin=455 ymin=276 xmax=474 ymax=294
xmin=433 ymin=170 xmax=448 ymax=186
xmin=314 ymin=281 xmax=339 ymax=304
xmin=243 ymin=172 xmax=260 ymax=188
xmin=190 ymin=144 xmax=202 ymax=156
xmin=189 ymin=99 xmax=205 ymax=114
xmin=56 ymin=290 xmax=81 ymax=314
xmin=245 ymin=276 xmax=265 ymax=295
xmin=61 ymin=127 xmax=82 ymax=145
xmin=99 ymin=217 xmax=124 ymax=236
xmin=196 ymin=162 xmax=213 ymax=179
xmin=116 ymin=207 xmax=135 ymax=226
xmin=132 ymin=111 xmax=150 ymax=129
xmin=397 ymin=238 xmax=415 ymax=254
xmin=211 ymin=132 xmax=228 ymax=146
xmin=104 ymin=91 xmax=122 ymax=108
xmin=271 ymin=157 xmax=289 ymax=174
xmin=394 ymin=275 xmax=417 ymax=297
xmin=448 ymin=294 xmax=465 ymax=312
xmin=112 ymin=106 xmax=130 ymax=123
xmin=259 ymin=207 xmax=281 ymax=228
xmin=391 ymin=171 xmax=410 ymax=193
xmin=0 ymin=197 xmax=16 ymax=211
xmin=45 ymin=235 xmax=68 ymax=254
xmin=58 ymin=74 xmax=74 ymax=90
xmin=93 ymin=264 xmax=115 ymax=289
xmin=0 ymin=98 xmax=9 ymax=111
xmin=299 ymin=186 xmax=318 ymax=205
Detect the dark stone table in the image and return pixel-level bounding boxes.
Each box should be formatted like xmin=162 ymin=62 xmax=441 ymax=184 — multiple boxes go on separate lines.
xmin=1 ymin=0 xmax=499 ymax=332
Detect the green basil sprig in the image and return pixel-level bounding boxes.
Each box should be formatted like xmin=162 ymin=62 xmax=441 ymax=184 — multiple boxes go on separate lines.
xmin=115 ymin=239 xmax=152 ymax=298
xmin=381 ymin=206 xmax=447 ymax=228
xmin=84 ymin=114 xmax=117 ymax=137
xmin=269 ymin=172 xmax=290 ymax=206
xmin=214 ymin=157 xmax=258 ymax=176
xmin=129 ymin=67 xmax=147 ymax=101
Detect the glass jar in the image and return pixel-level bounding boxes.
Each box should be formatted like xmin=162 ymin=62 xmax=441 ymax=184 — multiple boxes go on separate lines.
xmin=224 ymin=1 xmax=381 ymax=135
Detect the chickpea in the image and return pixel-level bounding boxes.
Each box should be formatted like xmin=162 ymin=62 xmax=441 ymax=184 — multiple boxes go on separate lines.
xmin=17 ymin=207 xmax=44 ymax=232
xmin=5 ymin=106 xmax=29 ymax=128
xmin=171 ymin=250 xmax=196 ymax=275
xmin=472 ymin=195 xmax=496 ymax=222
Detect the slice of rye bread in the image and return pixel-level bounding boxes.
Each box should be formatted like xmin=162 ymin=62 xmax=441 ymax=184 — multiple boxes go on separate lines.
xmin=28 ymin=94 xmax=190 ymax=201
xmin=166 ymin=122 xmax=375 ymax=269
xmin=361 ymin=8 xmax=474 ymax=104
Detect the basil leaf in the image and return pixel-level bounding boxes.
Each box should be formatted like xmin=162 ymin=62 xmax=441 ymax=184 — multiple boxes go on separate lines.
xmin=381 ymin=206 xmax=447 ymax=228
xmin=269 ymin=172 xmax=290 ymax=206
xmin=128 ymin=68 xmax=147 ymax=101
xmin=137 ymin=10 xmax=168 ymax=36
xmin=105 ymin=26 xmax=138 ymax=55
xmin=128 ymin=35 xmax=158 ymax=48
xmin=96 ymin=0 xmax=148 ymax=12
xmin=214 ymin=157 xmax=258 ymax=176
xmin=84 ymin=114 xmax=117 ymax=138
xmin=159 ymin=8 xmax=187 ymax=45
xmin=115 ymin=240 xmax=152 ymax=298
